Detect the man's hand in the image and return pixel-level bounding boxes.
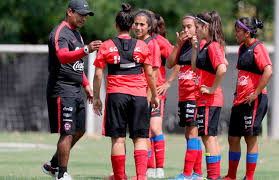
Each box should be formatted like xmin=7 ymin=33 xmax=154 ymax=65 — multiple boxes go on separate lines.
xmin=150 ymin=96 xmax=160 ymax=112
xmin=84 ymin=85 xmax=93 ymax=104
xmin=93 ymin=98 xmax=103 ymax=116
xmin=88 ymin=40 xmax=102 ymax=53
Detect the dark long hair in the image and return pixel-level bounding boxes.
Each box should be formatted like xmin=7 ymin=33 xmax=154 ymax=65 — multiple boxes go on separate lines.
xmin=235 ymin=17 xmax=264 ymax=38
xmin=134 ymin=9 xmax=153 ymax=35
xmin=154 ymin=13 xmax=166 ymax=37
xmin=115 ymin=3 xmax=134 ymax=32
xmin=196 ymin=11 xmax=226 ymax=49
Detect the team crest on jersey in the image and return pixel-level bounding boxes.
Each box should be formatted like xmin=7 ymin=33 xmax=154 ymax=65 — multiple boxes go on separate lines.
xmin=237 ymin=76 xmax=249 ymax=86
xmin=134 ymin=47 xmax=141 ymax=52
xmin=73 ymin=61 xmax=84 ymax=71
xmin=64 ymin=122 xmax=72 ymax=131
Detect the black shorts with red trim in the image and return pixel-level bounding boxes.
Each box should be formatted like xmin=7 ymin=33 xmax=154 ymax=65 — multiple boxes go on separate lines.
xmin=103 ymin=93 xmax=150 ymax=139
xmin=47 ymin=96 xmax=85 ymax=135
xmin=151 ymin=98 xmax=165 ymax=118
xmin=178 ymin=100 xmax=198 ymax=127
xmin=229 ymin=93 xmax=268 ymax=136
xmin=195 ymin=106 xmax=221 ymax=136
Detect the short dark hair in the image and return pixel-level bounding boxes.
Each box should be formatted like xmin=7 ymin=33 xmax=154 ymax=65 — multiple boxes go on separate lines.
xmin=115 ymin=3 xmax=134 ymax=32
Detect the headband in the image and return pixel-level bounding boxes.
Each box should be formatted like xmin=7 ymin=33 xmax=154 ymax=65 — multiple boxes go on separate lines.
xmin=184 ymin=16 xmax=196 ymax=20
xmin=195 ymin=16 xmax=209 ymax=24
xmin=237 ymin=20 xmax=254 ymax=34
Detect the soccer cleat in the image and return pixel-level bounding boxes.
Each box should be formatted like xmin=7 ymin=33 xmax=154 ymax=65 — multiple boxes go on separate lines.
xmin=41 ymin=161 xmax=58 ymax=177
xmin=168 ymin=173 xmax=193 ymax=180
xmin=221 ymin=176 xmax=236 ymax=180
xmin=146 ymin=168 xmax=156 ymax=178
xmin=55 ymin=172 xmax=72 ymax=180
xmin=242 ymin=177 xmax=247 ymax=180
xmin=191 ymin=172 xmax=204 ymax=180
xmin=156 ymin=168 xmax=165 ymax=178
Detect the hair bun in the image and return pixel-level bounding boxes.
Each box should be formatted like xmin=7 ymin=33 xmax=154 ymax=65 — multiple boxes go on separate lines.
xmin=121 ymin=3 xmax=131 ymax=13
xmin=255 ymin=18 xmax=264 ymax=29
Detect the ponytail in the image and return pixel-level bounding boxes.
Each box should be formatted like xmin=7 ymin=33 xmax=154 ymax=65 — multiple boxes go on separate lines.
xmin=196 ymin=11 xmax=225 ymax=49
xmin=235 ymin=17 xmax=264 ymax=38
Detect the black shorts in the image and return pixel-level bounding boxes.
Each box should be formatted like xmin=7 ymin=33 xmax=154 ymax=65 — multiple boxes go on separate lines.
xmin=103 ymin=93 xmax=150 ymax=139
xmin=229 ymin=94 xmax=268 ymax=136
xmin=195 ymin=106 xmax=221 ymax=136
xmin=178 ymin=100 xmax=198 ymax=127
xmin=47 ymin=96 xmax=85 ymax=135
xmin=151 ymin=98 xmax=165 ymax=118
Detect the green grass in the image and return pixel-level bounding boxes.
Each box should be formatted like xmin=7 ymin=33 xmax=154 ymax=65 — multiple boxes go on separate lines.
xmin=0 ymin=132 xmax=279 ymax=179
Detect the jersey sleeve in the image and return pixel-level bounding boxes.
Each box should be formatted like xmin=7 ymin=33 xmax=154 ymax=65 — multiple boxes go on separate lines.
xmin=55 ymin=28 xmax=87 ymax=64
xmin=156 ymin=35 xmax=173 ymax=58
xmin=82 ymin=72 xmax=90 ymax=87
xmin=208 ymin=42 xmax=226 ymax=71
xmin=148 ymin=39 xmax=161 ymax=68
xmin=254 ymin=43 xmax=272 ymax=71
xmin=94 ymin=42 xmax=107 ymax=68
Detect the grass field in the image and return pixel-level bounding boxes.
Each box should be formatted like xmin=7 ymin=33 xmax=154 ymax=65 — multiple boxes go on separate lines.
xmin=0 ymin=132 xmax=279 ymax=180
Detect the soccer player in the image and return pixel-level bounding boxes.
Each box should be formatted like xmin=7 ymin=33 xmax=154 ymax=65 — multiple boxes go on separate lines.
xmin=149 ymin=14 xmax=174 ymax=178
xmin=167 ymin=14 xmax=203 ymax=180
xmin=133 ymin=10 xmax=164 ymax=179
xmin=42 ymin=0 xmax=102 ymax=179
xmin=191 ymin=11 xmax=227 ymax=180
xmin=222 ymin=17 xmax=272 ymax=180
xmin=93 ymin=3 xmax=159 ymax=180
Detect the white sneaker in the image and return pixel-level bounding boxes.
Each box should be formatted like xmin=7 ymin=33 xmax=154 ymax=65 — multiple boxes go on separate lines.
xmin=146 ymin=168 xmax=156 ymax=178
xmin=156 ymin=168 xmax=165 ymax=178
xmin=55 ymin=172 xmax=73 ymax=180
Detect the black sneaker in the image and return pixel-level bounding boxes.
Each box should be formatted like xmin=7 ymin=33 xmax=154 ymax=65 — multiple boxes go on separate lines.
xmin=41 ymin=161 xmax=58 ymax=177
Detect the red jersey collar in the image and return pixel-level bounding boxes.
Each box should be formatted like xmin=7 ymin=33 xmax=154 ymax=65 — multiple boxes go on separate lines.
xmin=63 ymin=21 xmax=75 ymax=30
xmin=245 ymin=39 xmax=258 ymax=48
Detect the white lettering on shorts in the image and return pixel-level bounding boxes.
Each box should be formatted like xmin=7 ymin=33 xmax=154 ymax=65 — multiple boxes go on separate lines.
xmin=63 ymin=107 xmax=73 ymax=112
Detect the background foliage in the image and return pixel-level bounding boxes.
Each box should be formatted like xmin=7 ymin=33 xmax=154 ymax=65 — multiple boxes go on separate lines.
xmin=0 ymin=0 xmax=274 ymax=45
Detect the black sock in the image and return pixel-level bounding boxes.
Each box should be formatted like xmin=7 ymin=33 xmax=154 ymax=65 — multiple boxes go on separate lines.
xmin=58 ymin=166 xmax=67 ymax=178
xmin=50 ymin=156 xmax=58 ymax=168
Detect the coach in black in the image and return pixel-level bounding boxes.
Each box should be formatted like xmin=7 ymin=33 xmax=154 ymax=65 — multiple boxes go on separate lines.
xmin=42 ymin=0 xmax=102 ymax=179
